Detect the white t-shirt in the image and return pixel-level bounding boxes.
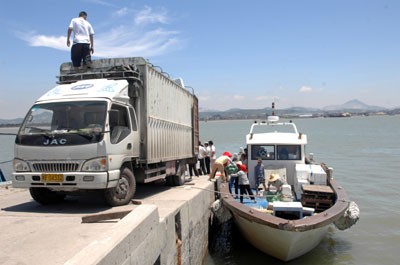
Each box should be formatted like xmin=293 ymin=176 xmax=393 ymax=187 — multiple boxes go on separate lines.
xmin=206 ymin=146 xmax=211 ymax=158
xmin=69 ymin=17 xmax=94 ymax=44
xmin=198 ymin=146 xmax=206 ymax=159
xmin=210 ymin=145 xmax=216 ymax=159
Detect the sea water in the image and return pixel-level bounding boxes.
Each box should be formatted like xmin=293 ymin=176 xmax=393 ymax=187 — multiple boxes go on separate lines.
xmin=1 ymin=116 xmax=399 ymax=264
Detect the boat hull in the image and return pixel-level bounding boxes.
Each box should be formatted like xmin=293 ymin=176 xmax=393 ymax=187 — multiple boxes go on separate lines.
xmin=219 ymin=176 xmax=349 ymax=262
xmin=234 ymin=213 xmax=329 ymax=261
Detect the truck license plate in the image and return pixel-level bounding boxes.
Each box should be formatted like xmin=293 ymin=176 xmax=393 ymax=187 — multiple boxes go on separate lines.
xmin=42 ymin=174 xmax=64 ymax=182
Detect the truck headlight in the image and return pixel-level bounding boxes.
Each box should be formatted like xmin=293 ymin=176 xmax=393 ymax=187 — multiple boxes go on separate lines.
xmin=13 ymin=159 xmax=31 ymax=172
xmin=82 ymin=157 xmax=108 ymax=172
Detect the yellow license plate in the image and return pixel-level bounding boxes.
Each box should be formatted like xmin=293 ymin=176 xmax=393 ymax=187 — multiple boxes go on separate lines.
xmin=42 ymin=174 xmax=64 ymax=182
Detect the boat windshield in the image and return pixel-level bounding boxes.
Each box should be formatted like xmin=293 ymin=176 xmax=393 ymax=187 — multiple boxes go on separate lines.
xmin=252 ymin=145 xmax=275 ymax=160
xmin=19 ymin=101 xmax=107 ymax=135
xmin=251 ymin=144 xmax=301 ymax=160
xmin=277 ymin=145 xmax=301 ymax=160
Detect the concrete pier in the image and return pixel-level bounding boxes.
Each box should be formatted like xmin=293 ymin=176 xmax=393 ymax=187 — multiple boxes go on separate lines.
xmin=0 ymin=176 xmax=217 ymax=265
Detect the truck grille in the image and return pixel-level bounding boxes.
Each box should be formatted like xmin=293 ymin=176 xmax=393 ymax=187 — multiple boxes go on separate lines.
xmin=31 ymin=161 xmax=80 ymax=172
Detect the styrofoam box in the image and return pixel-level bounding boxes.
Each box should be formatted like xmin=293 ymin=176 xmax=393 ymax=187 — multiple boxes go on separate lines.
xmin=295 ymin=179 xmax=309 ymax=200
xmin=282 ymin=184 xmax=291 ymax=196
xmin=309 ymin=165 xmax=327 ymax=185
xmin=295 ymin=164 xmax=310 ymax=180
xmin=273 ymin=201 xmax=303 ymax=217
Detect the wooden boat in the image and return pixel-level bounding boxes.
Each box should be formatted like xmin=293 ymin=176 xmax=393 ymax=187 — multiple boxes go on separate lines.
xmin=220 ymin=112 xmax=354 ymax=261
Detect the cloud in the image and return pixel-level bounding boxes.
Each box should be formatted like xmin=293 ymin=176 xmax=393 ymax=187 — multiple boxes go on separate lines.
xmin=255 ymin=96 xmax=274 ymax=101
xmin=94 ymin=28 xmax=181 ymax=57
xmin=198 ymin=96 xmax=211 ymax=101
xmin=16 ymin=7 xmax=181 ymax=58
xmin=82 ymin=0 xmax=116 ymax=7
xmin=17 ymin=31 xmax=69 ymax=51
xmin=299 ymin=86 xmax=313 ymax=92
xmin=134 ymin=6 xmax=168 ymax=25
xmin=233 ymin=95 xmax=244 ymax=100
xmin=113 ymin=7 xmax=129 ymax=17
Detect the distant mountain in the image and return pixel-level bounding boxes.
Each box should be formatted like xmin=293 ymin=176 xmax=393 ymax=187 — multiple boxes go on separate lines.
xmin=198 ymin=107 xmax=220 ymax=112
xmin=324 ymin=99 xmax=385 ymax=111
xmin=0 ymin=118 xmax=23 ymax=125
xmin=285 ymin=106 xmax=321 ymax=112
xmin=198 ymin=99 xmax=389 ymax=120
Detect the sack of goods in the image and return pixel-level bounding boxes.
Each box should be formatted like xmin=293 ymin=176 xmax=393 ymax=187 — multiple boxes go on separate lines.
xmin=226 ymin=161 xmax=238 ymax=174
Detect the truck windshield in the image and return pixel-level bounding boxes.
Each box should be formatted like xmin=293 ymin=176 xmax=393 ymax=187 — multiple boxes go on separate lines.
xmin=19 ymin=101 xmax=107 ymax=135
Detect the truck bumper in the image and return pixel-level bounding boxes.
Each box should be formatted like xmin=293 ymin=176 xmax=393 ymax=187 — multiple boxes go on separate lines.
xmin=12 ymin=170 xmax=120 ymax=190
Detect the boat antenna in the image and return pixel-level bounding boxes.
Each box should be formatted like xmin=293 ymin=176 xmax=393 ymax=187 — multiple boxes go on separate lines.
xmin=272 ymin=102 xmax=275 ymax=116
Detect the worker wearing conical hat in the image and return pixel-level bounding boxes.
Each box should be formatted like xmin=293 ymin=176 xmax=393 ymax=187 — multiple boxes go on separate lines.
xmin=267 ymin=173 xmax=284 ymax=194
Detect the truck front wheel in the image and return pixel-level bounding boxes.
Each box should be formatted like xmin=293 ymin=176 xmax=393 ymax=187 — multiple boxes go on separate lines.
xmin=104 ymin=167 xmax=136 ymax=206
xmin=29 ymin=187 xmax=66 ymax=205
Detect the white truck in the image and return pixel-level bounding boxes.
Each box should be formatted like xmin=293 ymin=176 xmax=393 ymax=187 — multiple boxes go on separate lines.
xmin=12 ymin=57 xmax=199 ymax=206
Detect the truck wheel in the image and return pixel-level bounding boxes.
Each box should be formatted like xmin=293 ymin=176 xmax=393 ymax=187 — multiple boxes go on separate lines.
xmin=104 ymin=167 xmax=136 ymax=206
xmin=166 ymin=175 xmax=175 ymax=186
xmin=173 ymin=162 xmax=186 ymax=186
xmin=29 ymin=187 xmax=66 ymax=205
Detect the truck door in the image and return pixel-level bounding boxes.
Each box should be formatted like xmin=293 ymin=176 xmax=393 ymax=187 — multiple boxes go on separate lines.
xmin=128 ymin=107 xmax=139 ymax=157
xmin=109 ymin=104 xmax=134 ymax=159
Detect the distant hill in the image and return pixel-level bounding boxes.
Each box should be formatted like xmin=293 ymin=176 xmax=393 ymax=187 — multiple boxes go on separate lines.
xmin=323 ymin=99 xmax=386 ymax=111
xmin=0 ymin=118 xmax=23 ymax=125
xmin=199 ymin=99 xmax=387 ymax=120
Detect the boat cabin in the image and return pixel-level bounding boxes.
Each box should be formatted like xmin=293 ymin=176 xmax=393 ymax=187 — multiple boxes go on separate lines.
xmin=246 ymin=116 xmax=307 ymax=188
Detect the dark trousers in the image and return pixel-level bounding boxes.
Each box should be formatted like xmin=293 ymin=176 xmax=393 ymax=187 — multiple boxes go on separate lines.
xmin=71 ymin=43 xmax=90 ymax=67
xmin=198 ymin=158 xmax=206 ymax=175
xmin=188 ymin=163 xmax=199 ymax=177
xmin=205 ymin=157 xmax=211 ymax=174
xmin=239 ymin=184 xmax=255 ymax=203
xmin=229 ymin=176 xmax=239 ymax=195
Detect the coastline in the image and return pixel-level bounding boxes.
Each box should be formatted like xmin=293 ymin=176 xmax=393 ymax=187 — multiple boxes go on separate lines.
xmin=199 ymin=112 xmax=399 ymax=122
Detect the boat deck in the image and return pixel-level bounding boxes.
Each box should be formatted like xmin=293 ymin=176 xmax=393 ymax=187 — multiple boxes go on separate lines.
xmin=231 ymin=189 xmax=270 ymax=209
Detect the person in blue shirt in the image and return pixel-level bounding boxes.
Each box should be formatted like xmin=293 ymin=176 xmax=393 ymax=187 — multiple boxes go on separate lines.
xmin=255 ymin=158 xmax=267 ymax=196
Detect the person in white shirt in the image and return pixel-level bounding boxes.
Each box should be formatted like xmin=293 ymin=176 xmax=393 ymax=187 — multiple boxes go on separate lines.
xmin=198 ymin=142 xmax=207 ymax=175
xmin=67 ymin=11 xmax=94 ymax=70
xmin=204 ymin=142 xmax=210 ymax=174
xmin=208 ymin=140 xmax=216 ymax=169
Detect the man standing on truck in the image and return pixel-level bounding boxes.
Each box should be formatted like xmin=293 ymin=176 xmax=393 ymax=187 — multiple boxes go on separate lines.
xmin=66 ymin=11 xmax=94 ymax=70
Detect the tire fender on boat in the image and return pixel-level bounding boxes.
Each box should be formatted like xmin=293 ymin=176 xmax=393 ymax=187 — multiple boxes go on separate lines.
xmin=211 ymin=199 xmax=233 ymax=223
xmin=334 ymin=201 xmax=360 ymax=230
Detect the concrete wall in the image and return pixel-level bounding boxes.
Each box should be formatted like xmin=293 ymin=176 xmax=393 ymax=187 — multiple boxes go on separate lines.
xmin=66 ymin=181 xmax=215 ymax=265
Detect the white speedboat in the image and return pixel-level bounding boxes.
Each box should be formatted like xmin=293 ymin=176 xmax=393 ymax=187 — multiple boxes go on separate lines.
xmin=220 ymin=110 xmax=358 ymax=261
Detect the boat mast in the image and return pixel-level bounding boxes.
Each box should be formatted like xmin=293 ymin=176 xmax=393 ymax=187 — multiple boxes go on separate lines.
xmin=272 ymin=102 xmax=275 ymax=116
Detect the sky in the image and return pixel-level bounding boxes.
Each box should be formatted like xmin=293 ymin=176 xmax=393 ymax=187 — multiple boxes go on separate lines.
xmin=0 ymin=0 xmax=399 ymax=119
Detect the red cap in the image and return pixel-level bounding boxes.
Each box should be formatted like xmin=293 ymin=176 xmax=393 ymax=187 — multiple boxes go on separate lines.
xmin=240 ymin=164 xmax=248 ymax=173
xmin=222 ymin=152 xmax=232 ymax=158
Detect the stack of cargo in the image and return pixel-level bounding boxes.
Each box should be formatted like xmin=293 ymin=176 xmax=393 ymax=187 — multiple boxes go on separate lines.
xmin=294 ymin=164 xmax=310 ymax=200
xmin=301 ymin=184 xmax=335 ymax=213
xmin=309 ymin=165 xmax=327 ymax=185
xmin=294 ymin=164 xmax=328 ymax=200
